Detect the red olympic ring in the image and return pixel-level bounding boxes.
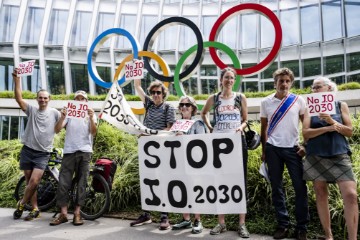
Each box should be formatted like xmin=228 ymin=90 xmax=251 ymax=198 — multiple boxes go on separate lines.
xmin=209 ymin=3 xmax=282 ymax=76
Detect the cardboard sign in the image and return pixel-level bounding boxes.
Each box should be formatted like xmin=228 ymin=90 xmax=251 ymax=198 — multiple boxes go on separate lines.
xmin=16 ymin=60 xmax=36 ymax=77
xmin=170 ymin=119 xmax=195 ymax=132
xmin=125 ymin=60 xmax=144 ymax=81
xmin=304 ymin=92 xmax=336 ymax=116
xmin=66 ymin=101 xmax=88 ymax=119
xmin=138 ymin=132 xmax=246 ymax=214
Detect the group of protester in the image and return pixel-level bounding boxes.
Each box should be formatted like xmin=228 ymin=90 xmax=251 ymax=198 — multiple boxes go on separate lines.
xmin=12 ymin=66 xmax=358 ymax=240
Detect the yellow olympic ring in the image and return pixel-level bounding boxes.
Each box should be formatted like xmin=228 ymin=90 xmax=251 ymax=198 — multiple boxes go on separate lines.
xmin=114 ymin=51 xmax=170 ymax=115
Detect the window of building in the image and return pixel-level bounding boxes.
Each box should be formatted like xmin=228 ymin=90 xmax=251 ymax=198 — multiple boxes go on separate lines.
xmin=260 ymin=13 xmax=275 ymax=48
xmin=324 ymin=54 xmax=345 ymax=75
xmin=300 ymin=3 xmax=320 ymax=44
xmin=21 ymin=59 xmax=41 ymax=92
xmin=20 ymin=7 xmax=45 ymax=44
xmin=71 ymin=64 xmax=89 ymax=92
xmin=345 ymin=0 xmax=360 ymax=37
xmin=139 ymin=15 xmax=158 ymax=47
xmin=0 ymin=116 xmax=9 ymax=140
xmin=117 ymin=14 xmax=137 ymax=49
xmin=159 ymin=16 xmax=178 ymax=50
xmin=45 ymin=9 xmax=69 ymax=45
xmin=347 ymin=51 xmax=360 ymax=72
xmin=201 ymin=79 xmax=217 ymax=94
xmin=241 ymin=13 xmax=257 ymax=49
xmin=302 ymin=57 xmax=321 ymax=77
xmin=0 ymin=58 xmax=14 ymax=91
xmin=347 ymin=73 xmax=360 ymax=83
xmin=261 ymin=81 xmax=275 ymax=91
xmin=280 ymin=7 xmax=299 ymax=46
xmin=242 ymin=81 xmax=258 ymax=93
xmin=219 ymin=15 xmax=238 ymax=49
xmin=95 ymin=66 xmax=112 ymax=95
xmin=201 ymin=16 xmax=217 ymax=42
xmin=322 ymin=0 xmax=343 ymax=41
xmin=9 ymin=116 xmax=20 ymax=140
xmin=179 ymin=17 xmax=198 ymax=51
xmin=0 ymin=5 xmax=20 ymax=42
xmin=281 ymin=60 xmax=300 ymax=77
xmin=260 ymin=62 xmax=277 ymax=79
xmin=70 ymin=11 xmax=92 ymax=46
xmin=200 ymin=66 xmax=217 ymax=76
xmin=95 ymin=13 xmax=115 ymax=48
xmin=46 ymin=61 xmax=65 ymax=94
xmin=182 ymin=77 xmax=198 ymax=95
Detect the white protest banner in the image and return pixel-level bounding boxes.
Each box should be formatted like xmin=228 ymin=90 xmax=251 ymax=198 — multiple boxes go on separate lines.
xmin=99 ymin=82 xmax=173 ymax=136
xmin=303 ymin=92 xmax=336 ymax=116
xmin=125 ymin=60 xmax=144 ymax=81
xmin=66 ymin=101 xmax=88 ymax=119
xmin=16 ymin=60 xmax=36 ymax=77
xmin=138 ymin=132 xmax=246 ymax=214
xmin=169 ymin=119 xmax=195 ymax=132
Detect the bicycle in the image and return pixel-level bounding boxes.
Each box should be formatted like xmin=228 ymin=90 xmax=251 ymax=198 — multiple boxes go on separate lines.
xmin=14 ymin=148 xmax=111 ymax=220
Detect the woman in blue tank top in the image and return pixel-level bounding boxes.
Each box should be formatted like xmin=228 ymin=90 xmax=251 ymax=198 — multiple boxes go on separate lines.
xmin=302 ymin=77 xmax=358 ymax=240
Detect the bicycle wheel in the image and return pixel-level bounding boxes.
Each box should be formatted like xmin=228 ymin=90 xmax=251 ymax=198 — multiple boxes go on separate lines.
xmin=72 ymin=173 xmax=110 ymax=220
xmin=14 ymin=172 xmax=57 ymax=211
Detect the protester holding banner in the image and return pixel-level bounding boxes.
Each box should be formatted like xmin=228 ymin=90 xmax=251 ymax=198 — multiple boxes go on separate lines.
xmin=260 ymin=68 xmax=309 ymax=240
xmin=131 ymin=79 xmax=176 ymax=230
xmin=50 ymin=90 xmax=97 ymax=226
xmin=12 ymin=69 xmax=60 ymax=221
xmin=201 ymin=67 xmax=250 ymax=238
xmin=171 ymin=95 xmax=207 ymax=234
xmin=302 ymin=77 xmax=358 ymax=240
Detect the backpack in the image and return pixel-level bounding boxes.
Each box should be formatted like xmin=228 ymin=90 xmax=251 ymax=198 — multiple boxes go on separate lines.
xmin=92 ymin=158 xmax=117 ymax=192
xmin=211 ymin=92 xmax=241 ymax=127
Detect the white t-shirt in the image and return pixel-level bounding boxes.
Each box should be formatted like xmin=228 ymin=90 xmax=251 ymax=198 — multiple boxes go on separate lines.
xmin=63 ymin=115 xmax=97 ymax=154
xmin=260 ymin=93 xmax=305 ymax=148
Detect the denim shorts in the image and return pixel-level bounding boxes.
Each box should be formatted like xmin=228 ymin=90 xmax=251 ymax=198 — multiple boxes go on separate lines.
xmin=19 ymin=145 xmax=50 ymax=170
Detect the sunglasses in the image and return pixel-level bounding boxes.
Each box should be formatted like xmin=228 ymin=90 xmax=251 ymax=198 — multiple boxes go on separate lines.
xmin=150 ymin=90 xmax=162 ymax=95
xmin=179 ymin=103 xmax=192 ymax=108
xmin=311 ymin=85 xmax=325 ymax=90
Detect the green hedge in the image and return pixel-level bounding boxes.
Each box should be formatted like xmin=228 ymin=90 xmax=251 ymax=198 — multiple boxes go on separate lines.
xmin=1 ymin=81 xmax=359 ymax=101
xmin=0 ymin=117 xmax=359 ymax=239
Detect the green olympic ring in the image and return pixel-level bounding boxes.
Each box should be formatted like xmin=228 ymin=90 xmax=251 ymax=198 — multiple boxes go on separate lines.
xmin=174 ymin=41 xmax=241 ymax=110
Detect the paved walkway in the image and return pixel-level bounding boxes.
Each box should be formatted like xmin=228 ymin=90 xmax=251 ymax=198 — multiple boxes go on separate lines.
xmin=0 ymin=208 xmax=281 ymax=240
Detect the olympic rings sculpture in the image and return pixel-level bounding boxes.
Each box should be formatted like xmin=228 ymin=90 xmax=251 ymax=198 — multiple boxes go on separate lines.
xmin=87 ymin=3 xmax=282 ymax=111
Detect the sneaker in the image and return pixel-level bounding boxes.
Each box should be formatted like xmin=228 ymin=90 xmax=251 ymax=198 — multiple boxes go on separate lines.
xmin=238 ymin=224 xmax=250 ymax=238
xmin=130 ymin=213 xmax=152 ymax=227
xmin=73 ymin=213 xmax=84 ymax=226
xmin=24 ymin=208 xmax=40 ymax=221
xmin=210 ymin=223 xmax=227 ymax=235
xmin=296 ymin=230 xmax=307 ymax=240
xmin=13 ymin=201 xmax=24 ymax=219
xmin=159 ymin=216 xmax=170 ymax=230
xmin=192 ymin=220 xmax=203 ymax=234
xmin=172 ymin=219 xmax=192 ymax=230
xmin=50 ymin=214 xmax=68 ymax=226
xmin=273 ymin=227 xmax=289 ymax=239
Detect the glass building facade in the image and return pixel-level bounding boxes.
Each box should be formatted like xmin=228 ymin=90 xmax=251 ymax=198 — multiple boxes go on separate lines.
xmin=1 ymin=0 xmax=360 ymax=139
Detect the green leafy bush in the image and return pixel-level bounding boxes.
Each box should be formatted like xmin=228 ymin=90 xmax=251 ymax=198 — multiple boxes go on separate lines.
xmin=0 ymin=118 xmax=359 ymax=239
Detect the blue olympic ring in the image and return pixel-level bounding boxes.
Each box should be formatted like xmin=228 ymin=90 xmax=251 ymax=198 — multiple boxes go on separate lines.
xmin=87 ymin=28 xmax=139 ymax=88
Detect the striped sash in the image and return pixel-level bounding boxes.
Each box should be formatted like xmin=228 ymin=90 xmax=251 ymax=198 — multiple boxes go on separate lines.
xmin=267 ymin=93 xmax=298 ymax=136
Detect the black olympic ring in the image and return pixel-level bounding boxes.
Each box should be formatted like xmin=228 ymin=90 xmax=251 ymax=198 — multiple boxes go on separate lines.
xmin=142 ymin=16 xmax=204 ymax=82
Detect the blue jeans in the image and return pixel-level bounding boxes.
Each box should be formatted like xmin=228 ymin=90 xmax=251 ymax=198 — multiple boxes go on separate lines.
xmin=265 ymin=143 xmax=309 ymax=231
